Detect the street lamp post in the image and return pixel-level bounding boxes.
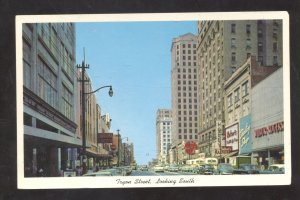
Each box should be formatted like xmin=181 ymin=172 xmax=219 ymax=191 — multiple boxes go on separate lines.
xmin=77 ymin=58 xmax=113 ymax=175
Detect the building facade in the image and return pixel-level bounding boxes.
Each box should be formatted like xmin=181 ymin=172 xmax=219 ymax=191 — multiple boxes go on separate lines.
xmin=171 ymin=33 xmax=199 ymax=146
xmin=156 ymin=109 xmax=172 ymax=164
xmin=224 ymin=56 xmax=279 ymax=159
xmin=23 ymin=23 xmax=80 ymax=177
xmin=251 ymin=67 xmax=284 ymax=168
xmin=76 ymin=70 xmax=113 ymax=170
xmin=197 ymin=20 xmax=283 ymax=158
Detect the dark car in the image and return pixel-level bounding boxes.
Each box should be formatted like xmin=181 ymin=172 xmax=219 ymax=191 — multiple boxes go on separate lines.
xmin=198 ymin=164 xmax=215 ymax=175
xmin=216 ymin=163 xmax=234 ymax=175
xmin=260 ymin=164 xmax=285 ymax=174
xmin=233 ymin=164 xmax=260 ymax=174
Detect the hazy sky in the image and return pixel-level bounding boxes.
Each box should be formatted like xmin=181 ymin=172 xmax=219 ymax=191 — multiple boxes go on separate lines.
xmin=76 ymin=21 xmax=197 ymax=165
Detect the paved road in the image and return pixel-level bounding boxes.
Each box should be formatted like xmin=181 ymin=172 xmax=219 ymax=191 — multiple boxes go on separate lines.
xmin=130 ymin=170 xmax=196 ymax=176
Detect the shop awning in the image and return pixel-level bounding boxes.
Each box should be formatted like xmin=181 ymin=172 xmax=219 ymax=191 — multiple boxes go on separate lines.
xmin=224 ymin=151 xmax=238 ymax=158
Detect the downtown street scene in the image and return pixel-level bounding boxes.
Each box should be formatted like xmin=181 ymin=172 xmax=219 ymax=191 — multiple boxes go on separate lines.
xmin=21 ymin=16 xmax=286 ymax=179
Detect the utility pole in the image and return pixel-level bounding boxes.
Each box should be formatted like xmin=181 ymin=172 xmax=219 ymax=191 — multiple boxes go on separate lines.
xmin=77 ymin=49 xmax=90 ymax=174
xmin=117 ymin=129 xmax=120 ymax=167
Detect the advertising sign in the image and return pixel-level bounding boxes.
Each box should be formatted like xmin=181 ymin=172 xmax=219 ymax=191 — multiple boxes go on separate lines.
xmin=184 ymin=141 xmax=197 ymax=155
xmin=225 ymin=123 xmax=239 ymax=152
xmin=239 ymin=115 xmax=252 ymax=154
xmin=97 ymin=133 xmax=113 ymax=143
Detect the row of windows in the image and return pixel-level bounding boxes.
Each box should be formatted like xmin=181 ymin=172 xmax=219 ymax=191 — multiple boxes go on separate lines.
xmin=178 ymin=111 xmax=198 ymax=118
xmin=178 ymin=86 xmax=197 ymax=91
xmin=178 ymin=128 xmax=198 ymax=134
xmin=230 ymin=23 xmax=252 ymax=34
xmin=177 ymin=104 xmax=198 ymax=110
xmin=177 ymin=99 xmax=197 ymax=109
xmin=177 ymin=62 xmax=197 ymax=67
xmin=178 ymin=98 xmax=198 ymax=104
xmin=178 ymin=122 xmax=198 ymax=128
xmin=227 ymin=80 xmax=249 ymax=107
xmin=177 ymin=80 xmax=197 ymax=85
xmin=177 ymin=92 xmax=197 ymax=98
xmin=177 ymin=43 xmax=197 ymax=49
xmin=178 ymin=116 xmax=198 ymax=122
xmin=177 ymin=49 xmax=197 ymax=55
xmin=178 ymin=134 xmax=198 ymax=140
xmin=177 ymin=68 xmax=197 ymax=73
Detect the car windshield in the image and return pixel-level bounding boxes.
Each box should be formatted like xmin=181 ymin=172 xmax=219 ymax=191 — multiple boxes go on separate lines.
xmin=220 ymin=164 xmax=233 ymax=170
xmin=242 ymin=165 xmax=257 ymax=170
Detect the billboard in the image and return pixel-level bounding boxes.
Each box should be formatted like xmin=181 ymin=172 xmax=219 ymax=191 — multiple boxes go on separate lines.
xmin=239 ymin=115 xmax=252 ymax=154
xmin=225 ymin=123 xmax=239 ymax=152
xmin=97 ymin=133 xmax=113 ymax=143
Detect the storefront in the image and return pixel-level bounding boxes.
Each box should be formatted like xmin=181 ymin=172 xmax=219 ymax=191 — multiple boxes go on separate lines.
xmin=251 ymin=67 xmax=284 ymax=169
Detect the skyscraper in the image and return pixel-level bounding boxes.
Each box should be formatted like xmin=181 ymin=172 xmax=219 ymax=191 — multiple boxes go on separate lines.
xmin=171 ymin=33 xmax=199 ymax=145
xmin=156 ymin=109 xmax=172 ymax=164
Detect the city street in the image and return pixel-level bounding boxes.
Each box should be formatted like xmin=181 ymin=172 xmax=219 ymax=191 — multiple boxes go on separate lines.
xmin=130 ymin=170 xmax=195 ymax=176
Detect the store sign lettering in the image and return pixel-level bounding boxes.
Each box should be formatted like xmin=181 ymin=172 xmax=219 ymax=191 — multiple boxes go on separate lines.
xmin=254 ymin=121 xmax=284 ymax=138
xmin=240 ymin=124 xmax=250 ymax=148
xmin=225 ymin=123 xmax=239 ymax=152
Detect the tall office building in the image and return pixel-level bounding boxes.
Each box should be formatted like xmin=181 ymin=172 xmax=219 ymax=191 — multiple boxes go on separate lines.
xmin=197 ymin=20 xmax=282 ymax=157
xmin=23 ymin=23 xmax=80 ymax=177
xmin=156 ymin=109 xmax=172 ymax=164
xmin=171 ymin=33 xmax=199 ymax=145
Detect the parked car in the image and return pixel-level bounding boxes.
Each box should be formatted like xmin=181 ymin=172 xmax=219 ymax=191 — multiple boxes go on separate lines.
xmin=216 ymin=163 xmax=234 ymax=175
xmin=83 ymin=170 xmax=113 ymax=176
xmin=113 ymin=167 xmax=127 ymax=176
xmin=180 ymin=165 xmax=194 ymax=173
xmin=233 ymin=164 xmax=260 ymax=174
xmin=198 ymin=164 xmax=215 ymax=175
xmin=260 ymin=164 xmax=285 ymax=174
xmin=168 ymin=164 xmax=179 ymax=172
xmin=153 ymin=165 xmax=164 ymax=172
xmin=140 ymin=165 xmax=148 ymax=171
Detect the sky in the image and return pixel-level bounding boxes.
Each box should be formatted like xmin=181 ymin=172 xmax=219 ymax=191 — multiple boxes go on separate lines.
xmin=76 ymin=21 xmax=197 ymax=165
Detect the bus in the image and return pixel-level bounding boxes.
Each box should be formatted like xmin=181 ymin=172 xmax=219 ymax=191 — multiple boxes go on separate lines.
xmin=186 ymin=158 xmax=205 ymax=166
xmin=205 ymin=157 xmax=218 ymax=166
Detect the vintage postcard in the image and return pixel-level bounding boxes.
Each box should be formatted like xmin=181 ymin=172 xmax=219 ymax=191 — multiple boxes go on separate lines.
xmin=16 ymin=12 xmax=290 ymax=189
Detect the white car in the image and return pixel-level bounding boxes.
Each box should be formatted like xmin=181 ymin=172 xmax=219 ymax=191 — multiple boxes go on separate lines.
xmin=153 ymin=165 xmax=164 ymax=172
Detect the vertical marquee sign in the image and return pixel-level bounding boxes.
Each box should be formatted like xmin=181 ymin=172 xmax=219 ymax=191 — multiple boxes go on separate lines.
xmin=239 ymin=115 xmax=252 ymax=154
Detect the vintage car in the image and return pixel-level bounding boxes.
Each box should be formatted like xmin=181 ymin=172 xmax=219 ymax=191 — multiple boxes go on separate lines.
xmin=233 ymin=164 xmax=260 ymax=174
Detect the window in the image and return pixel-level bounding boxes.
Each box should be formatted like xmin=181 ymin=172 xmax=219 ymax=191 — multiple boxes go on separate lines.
xmin=23 ymin=40 xmax=31 ymax=89
xmin=273 ymin=28 xmax=278 ymax=39
xmin=231 ymin=52 xmax=236 ymax=63
xmin=246 ymin=24 xmax=251 ymax=34
xmin=231 ymin=38 xmax=236 ymax=48
xmin=179 ymin=135 xmax=182 ymax=139
xmin=258 ymin=42 xmax=263 ymax=52
xmin=234 ymin=88 xmax=240 ymax=102
xmin=62 ymin=85 xmax=73 ymax=119
xmin=246 ymin=38 xmax=251 ymax=49
xmin=37 ymin=58 xmax=58 ymax=109
xmin=273 ymin=42 xmax=278 ymax=52
xmin=228 ymin=94 xmax=233 ymax=107
xmin=242 ymin=81 xmax=249 ymax=96
xmin=231 ymin=24 xmax=236 ymax=34
xmin=258 ymin=29 xmax=263 ymax=37
xmin=184 ymin=135 xmax=187 ymax=139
